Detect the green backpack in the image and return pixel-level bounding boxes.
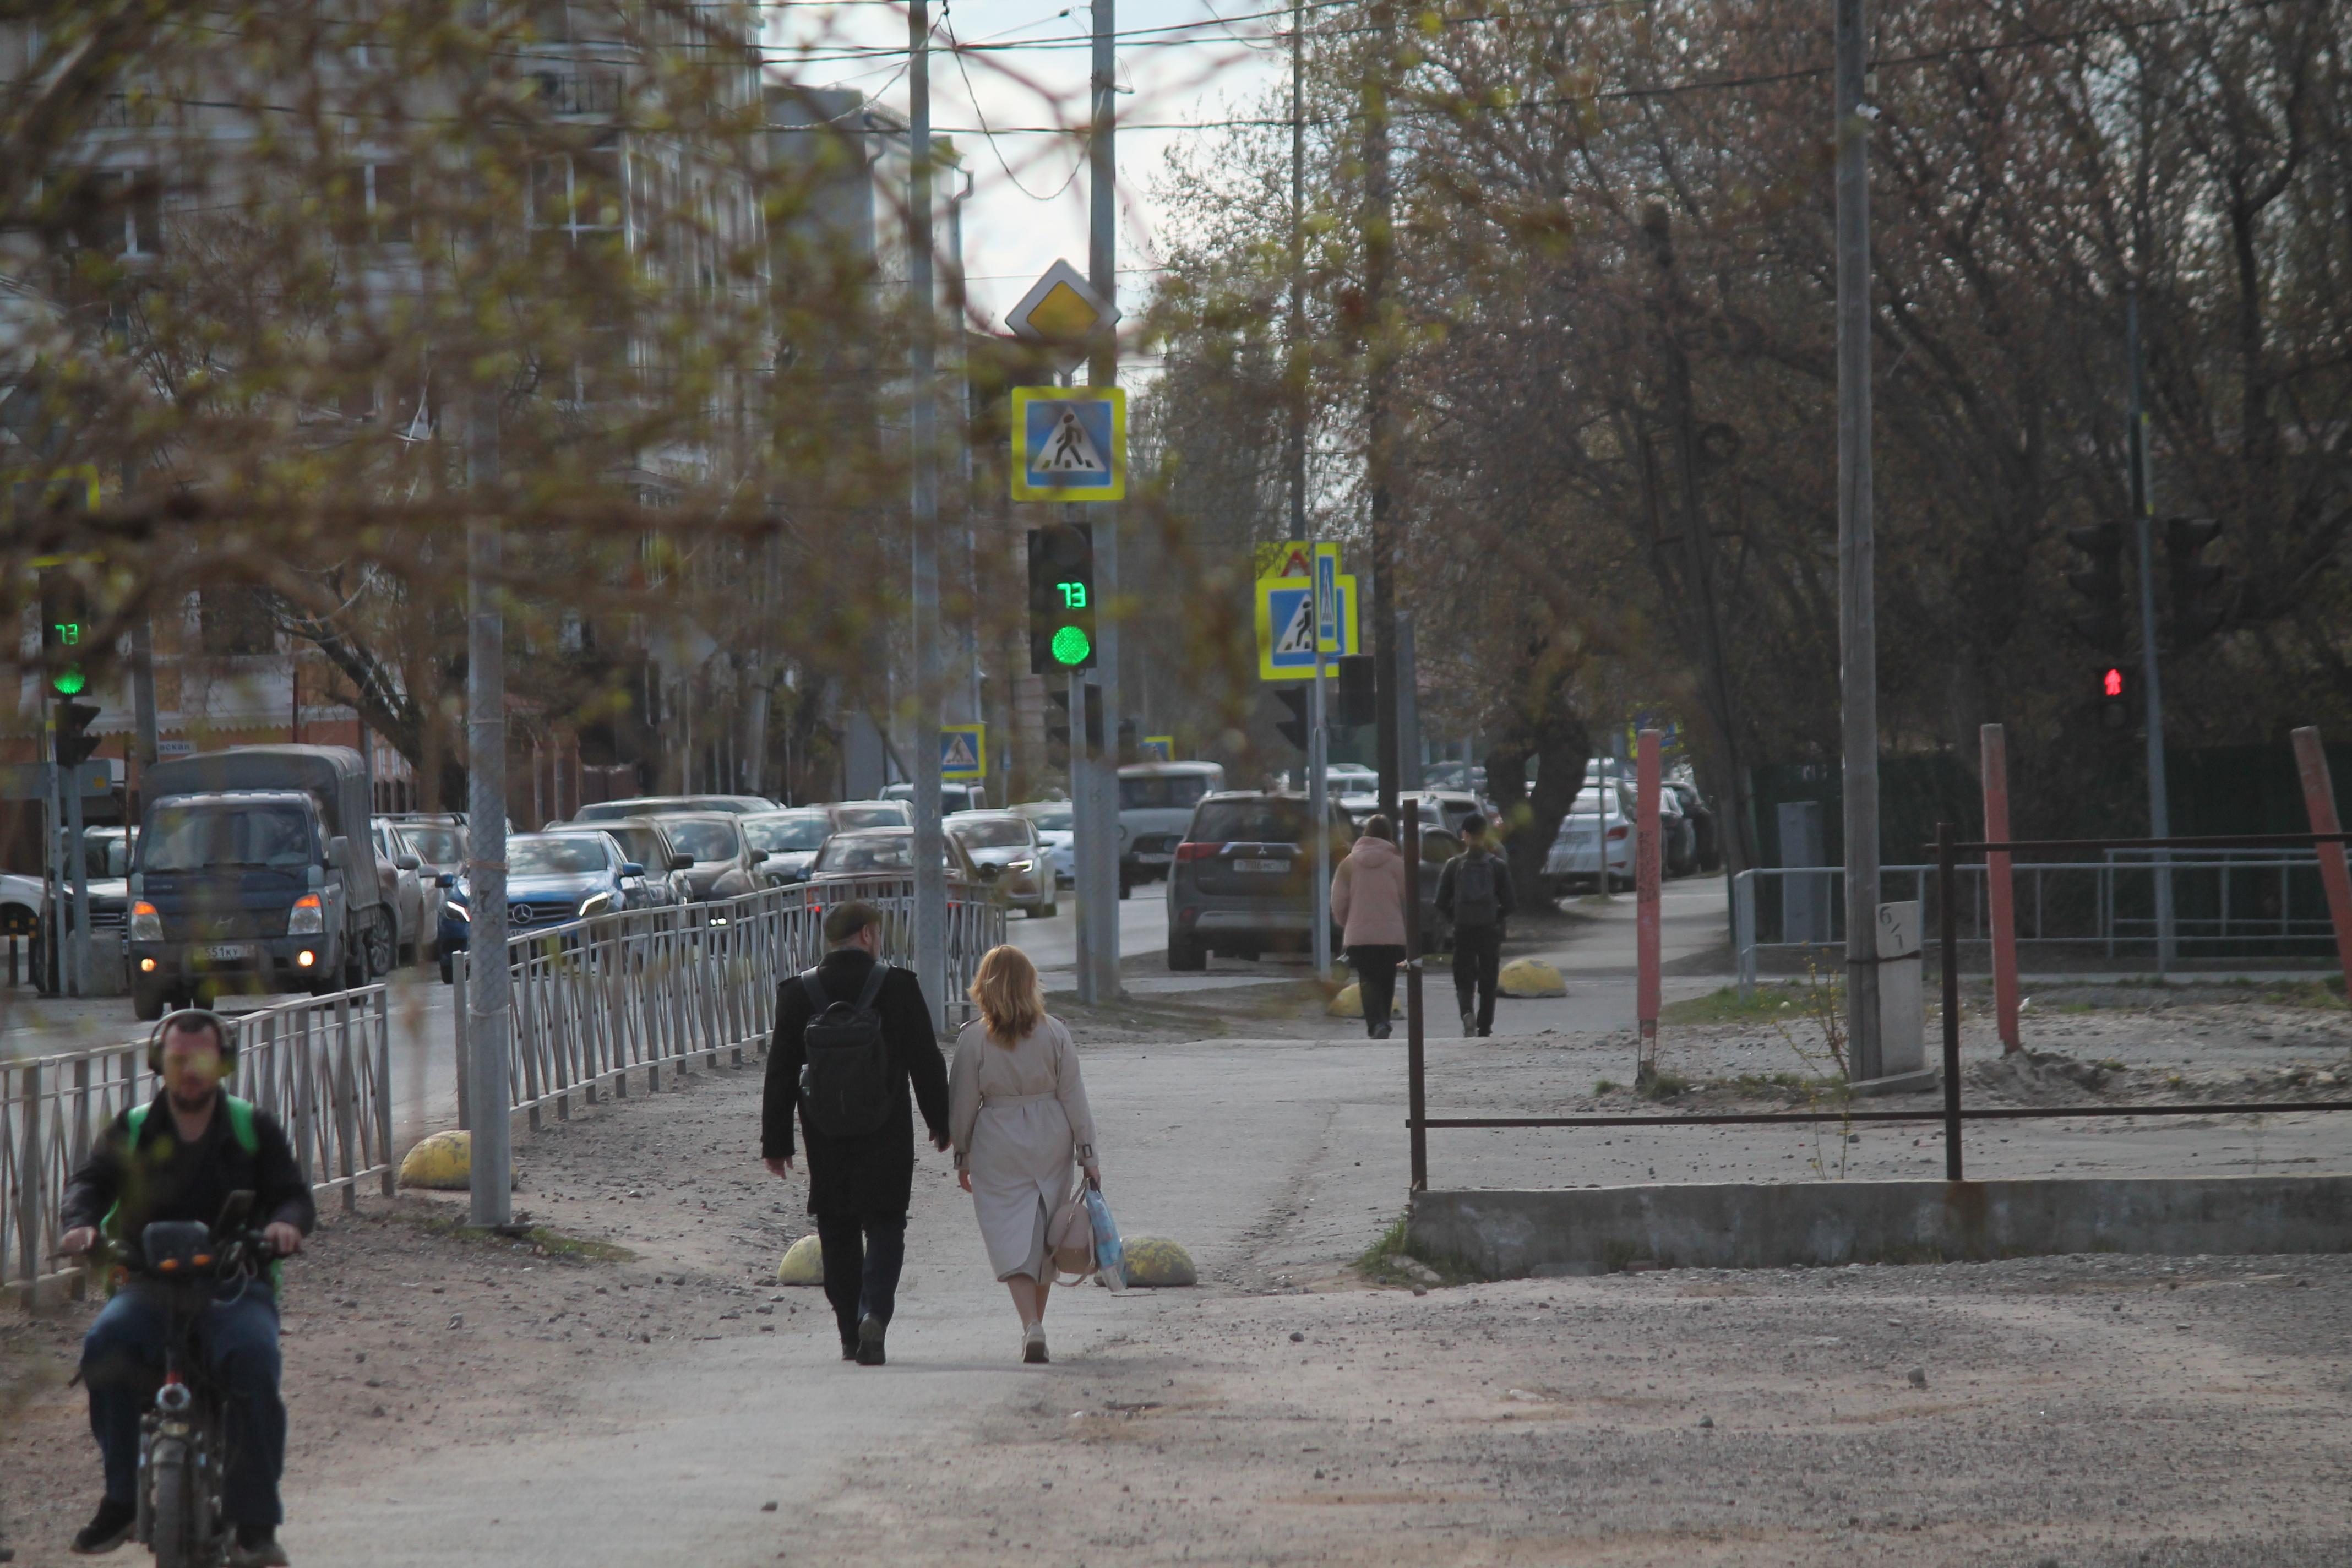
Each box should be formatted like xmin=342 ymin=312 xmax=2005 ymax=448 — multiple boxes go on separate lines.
xmin=106 ymin=1096 xmax=283 ymax=1291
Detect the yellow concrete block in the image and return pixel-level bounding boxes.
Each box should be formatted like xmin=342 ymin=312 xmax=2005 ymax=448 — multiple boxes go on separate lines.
xmin=1499 ymin=958 xmax=1566 ymax=998
xmin=776 ymin=1233 xmax=825 ymax=1286
xmin=1328 ymin=981 xmax=1400 ymax=1019
xmin=396 ymin=1130 xmax=477 ymax=1191
xmin=1120 ymin=1236 xmax=1197 ymax=1288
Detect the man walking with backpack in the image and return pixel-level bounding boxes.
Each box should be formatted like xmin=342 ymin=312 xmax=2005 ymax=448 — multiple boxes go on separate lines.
xmin=1435 ymin=814 xmax=1516 ymax=1037
xmin=764 ymin=901 xmax=952 ymax=1365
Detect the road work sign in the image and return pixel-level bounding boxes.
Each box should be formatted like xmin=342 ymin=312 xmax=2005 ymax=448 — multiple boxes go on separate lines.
xmin=1256 ymin=573 xmax=1357 ymax=682
xmin=940 ymin=725 xmax=986 ymax=782
xmin=1010 ymin=387 xmax=1126 ymax=502
xmin=1252 ymin=540 xmax=1340 ymax=581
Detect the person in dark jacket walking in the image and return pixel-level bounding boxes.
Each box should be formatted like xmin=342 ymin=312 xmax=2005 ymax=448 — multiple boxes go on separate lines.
xmin=57 ymin=1009 xmax=314 ymax=1566
xmin=762 ymin=901 xmax=951 ymax=1365
xmin=1434 ymin=814 xmax=1516 ymax=1037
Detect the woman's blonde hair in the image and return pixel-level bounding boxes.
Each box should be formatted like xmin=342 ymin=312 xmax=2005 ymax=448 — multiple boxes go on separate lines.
xmin=969 ymin=944 xmax=1046 ymax=1047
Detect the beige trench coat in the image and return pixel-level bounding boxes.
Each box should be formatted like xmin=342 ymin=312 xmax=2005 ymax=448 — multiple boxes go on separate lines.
xmin=948 ymin=1014 xmax=1099 ymax=1281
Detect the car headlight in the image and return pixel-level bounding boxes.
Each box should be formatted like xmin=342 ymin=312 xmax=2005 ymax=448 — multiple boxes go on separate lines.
xmin=1005 ymin=859 xmax=1033 ymax=873
xmin=578 ymin=892 xmax=615 ymax=918
xmin=130 ymin=900 xmax=162 ymax=942
xmin=446 ymin=902 xmax=471 ymax=923
xmin=287 ymin=892 xmax=325 ymax=935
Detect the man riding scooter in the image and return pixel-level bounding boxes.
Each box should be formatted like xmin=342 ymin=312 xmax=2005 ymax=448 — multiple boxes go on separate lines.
xmin=57 ymin=1009 xmax=313 ymax=1565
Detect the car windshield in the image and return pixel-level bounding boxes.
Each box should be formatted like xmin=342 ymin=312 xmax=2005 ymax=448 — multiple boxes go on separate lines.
xmin=834 ymin=805 xmax=905 ymax=831
xmin=954 ymin=818 xmax=1030 ymax=849
xmin=1019 ymin=803 xmax=1072 ymax=831
xmin=1190 ymin=800 xmax=1312 ymax=845
xmin=568 ymin=801 xmax=638 ymax=821
xmin=400 ymin=826 xmax=465 ymax=865
xmin=1564 ymin=787 xmax=1630 ymax=819
xmin=745 ymin=815 xmax=830 ymax=852
xmin=663 ymin=820 xmax=739 ymax=861
xmin=818 ymin=835 xmax=914 ymax=872
xmin=511 ymin=839 xmax=608 ymax=875
xmin=595 ymin=826 xmax=664 ymax=867
xmin=1120 ymin=775 xmax=1210 ymax=810
xmin=141 ymin=804 xmax=315 ymax=872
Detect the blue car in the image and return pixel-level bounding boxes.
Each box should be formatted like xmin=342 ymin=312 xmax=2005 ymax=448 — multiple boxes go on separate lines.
xmin=437 ymin=831 xmax=648 ymax=983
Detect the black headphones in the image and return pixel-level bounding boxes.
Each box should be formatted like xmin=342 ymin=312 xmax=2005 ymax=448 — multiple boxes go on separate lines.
xmin=145 ymin=1007 xmax=239 ymax=1076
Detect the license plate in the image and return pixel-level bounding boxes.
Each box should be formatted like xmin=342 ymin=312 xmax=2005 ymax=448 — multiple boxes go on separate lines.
xmin=204 ymin=943 xmax=254 ymax=962
xmin=1233 ymin=858 xmax=1288 ymax=874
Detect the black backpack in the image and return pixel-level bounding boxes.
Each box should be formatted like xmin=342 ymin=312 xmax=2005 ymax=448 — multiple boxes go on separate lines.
xmin=1453 ymin=850 xmax=1500 ymax=926
xmin=796 ymin=963 xmax=894 ymax=1139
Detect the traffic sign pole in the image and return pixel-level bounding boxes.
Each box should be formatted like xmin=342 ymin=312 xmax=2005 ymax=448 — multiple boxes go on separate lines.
xmin=909 ymin=0 xmax=949 ymax=1020
xmin=2127 ymin=289 xmax=2175 ymax=972
xmin=1082 ymin=0 xmax=1124 ymax=1004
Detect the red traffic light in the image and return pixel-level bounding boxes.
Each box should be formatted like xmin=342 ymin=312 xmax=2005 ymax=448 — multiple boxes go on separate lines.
xmin=2103 ymin=667 xmax=2125 ymax=698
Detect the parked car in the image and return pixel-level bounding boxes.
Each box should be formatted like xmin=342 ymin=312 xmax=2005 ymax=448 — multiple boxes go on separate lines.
xmin=947 ymin=810 xmax=1053 ymax=916
xmin=882 ymin=781 xmax=989 ymax=814
xmin=823 ymin=799 xmax=914 ymax=832
xmin=1543 ymin=782 xmax=1636 ymax=896
xmin=569 ymin=817 xmax=693 ymax=907
xmin=78 ymin=826 xmax=137 ymax=945
xmin=370 ymin=821 xmax=431 ymax=965
xmin=1669 ymin=778 xmax=1722 ymax=872
xmin=807 ymin=826 xmax=981 ymax=886
xmin=741 ymin=809 xmax=834 ymax=888
xmin=1012 ymin=799 xmax=1076 ymax=887
xmin=130 ymin=745 xmax=392 ymax=1017
xmin=1322 ymin=763 xmax=1379 ymax=794
xmin=654 ymin=813 xmax=767 ymax=902
xmin=1118 ymin=761 xmax=1226 ymax=892
xmin=1164 ymin=791 xmax=1354 ymax=972
xmin=564 ymin=793 xmax=780 ymax=823
xmin=1423 ymin=760 xmax=1487 ymax=792
xmin=1656 ymin=783 xmax=1698 ymax=878
xmin=435 ymin=831 xmax=643 ymax=983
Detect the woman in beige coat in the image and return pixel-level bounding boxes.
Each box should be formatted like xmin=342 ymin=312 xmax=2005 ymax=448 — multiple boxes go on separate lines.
xmin=949 ymin=945 xmax=1099 ymax=1364
xmin=1330 ymin=814 xmax=1410 ymax=1039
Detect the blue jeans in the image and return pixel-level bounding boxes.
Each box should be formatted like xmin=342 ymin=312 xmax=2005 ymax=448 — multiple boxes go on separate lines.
xmin=82 ymin=1282 xmax=286 ymax=1529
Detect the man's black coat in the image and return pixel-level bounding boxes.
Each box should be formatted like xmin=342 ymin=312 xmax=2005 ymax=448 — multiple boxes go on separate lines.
xmin=762 ymin=946 xmax=950 ymax=1220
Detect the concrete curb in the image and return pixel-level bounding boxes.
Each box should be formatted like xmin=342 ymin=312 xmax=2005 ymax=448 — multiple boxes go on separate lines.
xmin=1408 ymin=1175 xmax=2352 ymax=1277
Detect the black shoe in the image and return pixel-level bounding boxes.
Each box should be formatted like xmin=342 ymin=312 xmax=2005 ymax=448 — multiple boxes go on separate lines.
xmin=70 ymin=1499 xmax=135 ymax=1555
xmin=840 ymin=1337 xmax=858 ymax=1362
xmin=230 ymin=1525 xmax=291 ymax=1567
xmin=856 ymin=1314 xmax=886 ymax=1366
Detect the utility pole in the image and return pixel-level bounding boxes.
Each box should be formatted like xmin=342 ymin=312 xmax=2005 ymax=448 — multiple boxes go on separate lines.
xmin=1366 ymin=0 xmax=1398 ymax=824
xmin=2126 ymin=288 xmax=2175 ymax=971
xmin=1082 ymin=0 xmax=1123 ymax=1000
xmin=464 ymin=386 xmax=511 ymax=1230
xmin=1291 ymin=0 xmax=1331 ymax=981
xmin=1834 ymin=0 xmax=1883 ymax=1081
xmin=908 ymin=0 xmax=948 ymax=1014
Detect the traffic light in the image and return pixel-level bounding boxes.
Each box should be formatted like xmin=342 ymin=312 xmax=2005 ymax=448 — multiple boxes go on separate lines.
xmin=1273 ymin=685 xmax=1310 ymax=752
xmin=2164 ymin=516 xmax=2225 ymax=644
xmin=1027 ymin=524 xmax=1097 ymax=674
xmin=1333 ymin=655 xmax=1375 ymax=728
xmin=2099 ymin=666 xmax=2130 ymax=731
xmin=37 ymin=567 xmax=93 ymax=696
xmin=55 ymin=701 xmax=101 ymax=767
xmin=1043 ymin=683 xmax=1102 ymax=769
xmin=2064 ymin=522 xmax=2127 ymax=652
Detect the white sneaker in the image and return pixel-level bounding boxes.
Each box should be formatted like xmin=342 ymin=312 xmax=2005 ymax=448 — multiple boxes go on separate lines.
xmin=1023 ymin=1322 xmax=1049 ymax=1364
xmin=1461 ymin=1009 xmax=1476 ymax=1037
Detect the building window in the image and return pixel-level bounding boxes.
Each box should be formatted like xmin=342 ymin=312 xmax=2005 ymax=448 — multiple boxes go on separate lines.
xmin=333 ymin=162 xmax=410 ymax=246
xmin=54 ymin=170 xmax=165 ymax=256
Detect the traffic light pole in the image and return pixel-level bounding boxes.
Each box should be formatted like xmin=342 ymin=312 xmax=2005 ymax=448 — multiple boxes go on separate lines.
xmin=2126 ymin=290 xmax=2175 ymax=972
xmin=1081 ymin=0 xmax=1123 ymax=1003
xmin=1289 ymin=0 xmax=1330 ymax=981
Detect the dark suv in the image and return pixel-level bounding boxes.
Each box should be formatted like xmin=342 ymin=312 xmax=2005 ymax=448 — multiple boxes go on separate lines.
xmin=1164 ymin=791 xmax=1354 ymax=971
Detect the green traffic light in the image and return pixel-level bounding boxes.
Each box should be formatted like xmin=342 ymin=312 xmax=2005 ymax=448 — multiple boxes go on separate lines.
xmin=52 ymin=666 xmax=86 ymax=696
xmin=1050 ymin=624 xmax=1092 ymax=666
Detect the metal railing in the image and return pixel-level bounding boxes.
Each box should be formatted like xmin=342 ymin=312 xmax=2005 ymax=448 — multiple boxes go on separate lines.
xmin=456 ymin=878 xmax=1007 ymax=1130
xmin=1404 ymin=829 xmax=2352 ymax=1191
xmin=1734 ymin=851 xmax=2344 ymax=994
xmin=4 ymin=988 xmax=393 ymax=1302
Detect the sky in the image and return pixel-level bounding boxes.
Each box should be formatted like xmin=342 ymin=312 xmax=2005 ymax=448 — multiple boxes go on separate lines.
xmin=767 ymin=0 xmax=1297 ymax=345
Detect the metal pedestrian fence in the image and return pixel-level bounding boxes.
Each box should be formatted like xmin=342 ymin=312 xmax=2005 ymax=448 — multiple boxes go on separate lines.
xmin=1407 ymin=828 xmax=2352 ymax=1191
xmin=4 ymin=987 xmax=394 ymax=1305
xmin=455 ymin=878 xmax=1006 ymax=1132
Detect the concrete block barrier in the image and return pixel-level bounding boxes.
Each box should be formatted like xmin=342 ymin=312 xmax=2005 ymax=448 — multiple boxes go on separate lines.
xmin=1407 ymin=1175 xmax=2352 ymax=1278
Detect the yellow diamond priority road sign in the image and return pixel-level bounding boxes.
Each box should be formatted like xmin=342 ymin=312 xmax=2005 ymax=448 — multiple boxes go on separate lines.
xmin=1005 ymin=259 xmax=1119 ymax=356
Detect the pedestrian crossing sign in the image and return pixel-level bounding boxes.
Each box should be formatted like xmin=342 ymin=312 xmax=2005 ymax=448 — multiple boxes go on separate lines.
xmin=940 ymin=725 xmax=986 ymax=781
xmin=1010 ymin=386 xmax=1126 ymax=502
xmin=1255 ymin=572 xmax=1357 ymax=681
xmin=1138 ymin=735 xmax=1174 ymax=763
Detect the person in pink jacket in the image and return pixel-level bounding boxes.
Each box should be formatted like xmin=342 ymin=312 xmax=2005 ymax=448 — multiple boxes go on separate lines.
xmin=1331 ymin=815 xmax=1410 ymax=1039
